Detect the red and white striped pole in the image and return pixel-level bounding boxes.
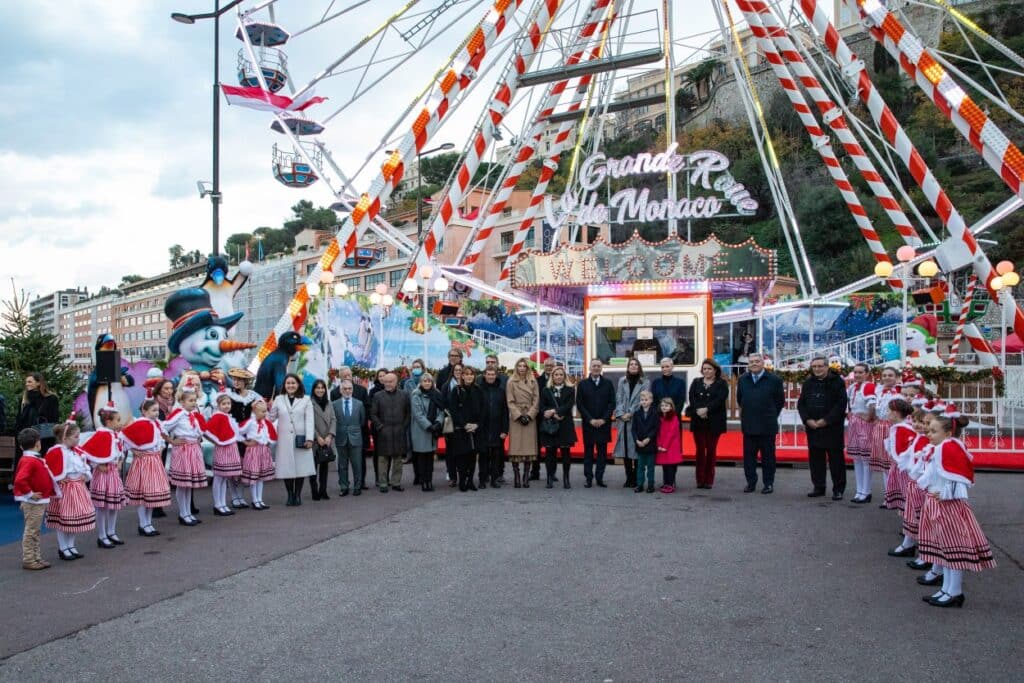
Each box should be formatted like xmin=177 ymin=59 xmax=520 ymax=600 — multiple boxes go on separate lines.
xmin=947 ymin=274 xmax=977 ymax=365
xmin=797 ymin=0 xmax=1024 ymax=341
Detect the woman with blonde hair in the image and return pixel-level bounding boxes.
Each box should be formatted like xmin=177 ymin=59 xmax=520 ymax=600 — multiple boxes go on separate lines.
xmin=506 ymin=358 xmax=539 ymax=488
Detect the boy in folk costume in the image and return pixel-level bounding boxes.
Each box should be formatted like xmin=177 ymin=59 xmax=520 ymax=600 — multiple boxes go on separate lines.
xmin=845 ymin=363 xmax=877 ymax=504
xmin=204 ymin=394 xmax=244 ymax=516
xmin=163 ymin=380 xmax=208 ymax=526
xmin=915 ymin=409 xmax=995 ymax=607
xmin=13 ymin=428 xmax=56 ymax=570
xmin=81 ymin=403 xmax=127 ymax=549
xmin=121 ymin=398 xmax=172 ymax=537
xmin=45 ymin=417 xmax=96 ymax=561
xmin=239 ymin=397 xmax=276 ymax=509
xmin=223 ymin=368 xmax=258 ymax=508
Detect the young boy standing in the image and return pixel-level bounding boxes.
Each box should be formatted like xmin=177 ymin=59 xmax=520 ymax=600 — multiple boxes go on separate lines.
xmin=12 ymin=428 xmax=56 ymax=570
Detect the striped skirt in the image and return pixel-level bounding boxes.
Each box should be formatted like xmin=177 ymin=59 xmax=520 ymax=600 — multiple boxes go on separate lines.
xmin=212 ymin=443 xmax=243 ymax=478
xmin=168 ymin=441 xmax=208 ymax=488
xmin=90 ymin=466 xmax=126 ymax=510
xmin=902 ymin=482 xmax=926 ymax=538
xmin=241 ymin=444 xmax=275 ymax=484
xmin=883 ymin=465 xmax=908 ymax=511
xmin=868 ymin=419 xmax=892 ymax=471
xmin=124 ymin=451 xmax=172 ymax=507
xmin=845 ymin=415 xmax=873 ymax=459
xmin=918 ymin=496 xmax=996 ymax=571
xmin=47 ymin=479 xmax=96 ymax=533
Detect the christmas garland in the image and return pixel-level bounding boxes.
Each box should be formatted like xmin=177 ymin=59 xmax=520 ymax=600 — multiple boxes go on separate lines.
xmin=773 ymin=366 xmax=1004 ymax=397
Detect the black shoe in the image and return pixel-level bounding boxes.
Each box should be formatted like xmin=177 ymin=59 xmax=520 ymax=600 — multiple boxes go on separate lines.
xmin=646 ymin=484 xmax=655 ymax=493
xmin=426 ymin=482 xmax=435 ymax=491
xmin=490 ymin=481 xmax=500 ymax=489
xmin=379 ymin=487 xmax=389 ymax=493
xmin=832 ymin=492 xmax=844 ymax=501
xmin=152 ymin=508 xmax=167 ymax=518
xmin=213 ymin=507 xmax=235 ymax=517
xmin=879 ymin=503 xmax=889 ymax=509
xmin=522 ymin=478 xmax=530 ymax=488
xmin=922 ymin=591 xmax=944 ymax=603
xmin=138 ymin=526 xmax=159 ymax=537
xmin=361 ymin=485 xmax=370 ymax=491
xmin=467 ymin=483 xmax=478 ymax=491
xmin=529 ymin=473 xmax=540 ymax=481
xmin=392 ymin=485 xmax=404 ymax=492
xmin=353 ymin=488 xmax=362 ymax=496
xmin=852 ymin=494 xmax=872 ymax=504
xmin=743 ymin=484 xmax=756 ymax=493
xmin=917 ymin=572 xmax=943 ymax=586
xmin=928 ymin=593 xmax=965 ymax=608
xmin=546 ymin=477 xmax=554 ymax=489
xmin=596 ymin=480 xmax=607 ymax=488
xmin=622 ymin=481 xmax=631 ymax=488
xmin=340 ymin=489 xmax=350 ymax=497
xmin=179 ymin=516 xmax=196 ymax=526
xmin=888 ymin=545 xmax=917 ymax=557
xmin=253 ymin=502 xmax=269 ymax=510
xmin=807 ymin=490 xmax=826 ymax=498
xmin=97 ymin=538 xmax=116 ymax=549
xmin=311 ymin=490 xmax=321 ymax=501
xmin=320 ymin=491 xmax=330 ymax=500
xmin=907 ymin=559 xmax=931 ymax=570
xmin=59 ymin=549 xmax=77 ymax=561
xmin=563 ymin=479 xmax=571 ymax=489
xmin=585 ymin=478 xmax=593 ymax=488
xmin=761 ymin=485 xmax=773 ymax=494
xmin=69 ymin=548 xmax=84 ymax=559
xmin=107 ymin=534 xmax=124 ymax=545
xmin=635 ymin=486 xmax=644 ymax=493
xmin=232 ymin=500 xmax=250 ymax=509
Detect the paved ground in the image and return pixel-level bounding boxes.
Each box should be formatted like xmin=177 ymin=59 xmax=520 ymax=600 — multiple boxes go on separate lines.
xmin=0 ymin=462 xmax=1022 ymax=682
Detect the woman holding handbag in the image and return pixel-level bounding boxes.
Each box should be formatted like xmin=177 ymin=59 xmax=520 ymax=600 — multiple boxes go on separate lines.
xmin=687 ymin=358 xmax=729 ymax=489
xmin=612 ymin=359 xmax=649 ymax=488
xmin=447 ymin=367 xmax=484 ymax=492
xmin=309 ymin=379 xmax=337 ymax=501
xmin=270 ymin=374 xmax=315 ymax=506
xmin=506 ymin=358 xmax=539 ymax=488
xmin=539 ymin=366 xmax=576 ymax=489
xmin=410 ymin=373 xmax=445 ymax=491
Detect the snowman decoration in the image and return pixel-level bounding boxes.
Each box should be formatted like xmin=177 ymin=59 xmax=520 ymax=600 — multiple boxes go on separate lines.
xmin=905 ymin=314 xmax=944 ymax=367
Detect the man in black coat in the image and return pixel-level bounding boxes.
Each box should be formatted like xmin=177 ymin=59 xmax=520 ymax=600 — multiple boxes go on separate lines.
xmin=436 ymin=349 xmax=464 ymax=392
xmin=331 ymin=366 xmax=373 ymax=489
xmin=531 ymin=357 xmax=557 ymax=481
xmin=478 ymin=367 xmax=509 ymax=488
xmin=650 ymin=358 xmax=687 ymax=419
xmin=797 ymin=357 xmax=848 ymax=500
xmin=736 ymin=353 xmax=785 ymax=494
xmin=575 ymin=358 xmax=616 ymax=488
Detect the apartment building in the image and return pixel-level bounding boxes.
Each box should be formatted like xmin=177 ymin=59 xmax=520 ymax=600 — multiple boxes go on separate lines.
xmin=30 ymin=287 xmax=90 ymax=337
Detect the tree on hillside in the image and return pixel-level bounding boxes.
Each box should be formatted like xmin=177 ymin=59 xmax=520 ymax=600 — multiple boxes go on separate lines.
xmin=419 ymin=151 xmax=460 ymax=186
xmin=0 ymin=283 xmax=83 ymax=424
xmin=283 ymin=200 xmax=337 ymax=236
xmin=168 ymin=244 xmax=185 ymax=269
xmin=120 ymin=274 xmax=145 ymax=286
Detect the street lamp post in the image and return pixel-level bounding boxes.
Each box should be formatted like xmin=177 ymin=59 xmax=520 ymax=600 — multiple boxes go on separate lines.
xmin=994 ymin=260 xmax=1019 ymax=371
xmin=369 ymin=283 xmax=393 ymax=363
xmin=403 ymin=268 xmax=448 ymax=363
xmin=395 ymin=143 xmax=455 ymax=243
xmin=172 ymin=0 xmax=245 ymax=257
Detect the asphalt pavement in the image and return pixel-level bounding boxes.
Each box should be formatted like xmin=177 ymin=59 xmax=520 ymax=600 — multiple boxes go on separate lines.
xmin=0 ymin=461 xmax=1021 ymax=682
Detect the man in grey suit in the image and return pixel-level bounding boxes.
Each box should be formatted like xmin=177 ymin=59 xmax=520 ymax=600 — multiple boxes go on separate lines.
xmin=332 ymin=379 xmax=365 ymax=496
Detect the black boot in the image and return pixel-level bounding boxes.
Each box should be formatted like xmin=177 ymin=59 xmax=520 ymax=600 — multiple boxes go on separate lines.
xmin=563 ymin=463 xmax=571 ymax=489
xmin=513 ymin=464 xmax=522 ymax=488
xmin=284 ymin=479 xmax=295 ymax=506
xmin=310 ymin=475 xmax=321 ymax=500
xmin=546 ymin=475 xmax=554 ymax=489
xmin=294 ymin=477 xmax=304 ymax=505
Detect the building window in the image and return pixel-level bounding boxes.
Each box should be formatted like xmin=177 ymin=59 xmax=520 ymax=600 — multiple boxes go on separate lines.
xmin=500 ymin=231 xmax=514 ymax=251
xmin=502 ymin=207 xmax=512 ymax=217
xmin=587 ymin=225 xmax=600 ymax=244
xmin=526 ymin=228 xmax=535 ymax=247
xmin=389 ymin=270 xmax=405 ymax=288
xmin=365 ymin=273 xmax=386 ymax=290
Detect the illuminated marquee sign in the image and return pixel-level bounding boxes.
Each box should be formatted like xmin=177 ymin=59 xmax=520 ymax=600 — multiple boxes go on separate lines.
xmin=544 ymin=144 xmax=759 ymax=227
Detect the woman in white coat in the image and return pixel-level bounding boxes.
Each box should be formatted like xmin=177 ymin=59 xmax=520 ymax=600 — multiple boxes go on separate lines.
xmin=270 ymin=373 xmax=315 ymax=506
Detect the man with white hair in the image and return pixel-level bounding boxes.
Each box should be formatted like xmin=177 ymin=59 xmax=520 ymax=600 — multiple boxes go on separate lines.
xmin=736 ymin=353 xmax=784 ymax=494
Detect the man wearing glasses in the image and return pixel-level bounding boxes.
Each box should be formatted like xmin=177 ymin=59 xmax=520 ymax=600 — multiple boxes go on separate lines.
xmin=797 ymin=357 xmax=848 ymax=500
xmin=437 ymin=349 xmax=464 ymax=391
xmin=735 ymin=353 xmax=784 ymax=494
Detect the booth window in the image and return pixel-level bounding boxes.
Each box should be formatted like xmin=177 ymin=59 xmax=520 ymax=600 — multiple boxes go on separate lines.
xmin=592 ymin=314 xmax=697 ymax=368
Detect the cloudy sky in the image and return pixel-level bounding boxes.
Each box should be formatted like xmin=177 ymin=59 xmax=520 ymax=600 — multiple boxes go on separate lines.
xmin=4 ymin=0 xmax=744 ymax=300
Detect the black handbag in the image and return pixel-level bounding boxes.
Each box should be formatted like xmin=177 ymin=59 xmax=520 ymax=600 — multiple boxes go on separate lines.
xmin=540 ymin=418 xmax=560 ymax=436
xmin=35 ymin=422 xmax=56 ymax=440
xmin=313 ymin=442 xmax=335 ymax=465
xmin=294 ymin=434 xmax=308 ymax=449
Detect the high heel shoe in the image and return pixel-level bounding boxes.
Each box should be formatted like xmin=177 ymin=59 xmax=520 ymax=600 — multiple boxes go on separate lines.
xmin=928 ymin=593 xmax=965 ymax=608
xmin=107 ymin=534 xmax=124 ymax=545
xmin=97 ymin=538 xmax=116 ymax=549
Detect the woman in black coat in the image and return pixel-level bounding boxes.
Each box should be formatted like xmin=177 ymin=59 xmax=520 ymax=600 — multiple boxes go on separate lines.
xmin=446 ymin=366 xmax=484 ymax=492
xmin=14 ymin=372 xmax=60 ymax=466
xmin=686 ymin=358 xmax=729 ymax=489
xmin=539 ymin=367 xmax=577 ymax=489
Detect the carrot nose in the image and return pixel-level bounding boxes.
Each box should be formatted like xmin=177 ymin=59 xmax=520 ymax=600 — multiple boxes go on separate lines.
xmin=219 ymin=340 xmax=256 ymax=352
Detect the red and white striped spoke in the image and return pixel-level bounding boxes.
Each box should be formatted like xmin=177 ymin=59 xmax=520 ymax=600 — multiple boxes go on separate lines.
xmin=735 ymin=0 xmax=899 ymax=288
xmin=744 ymin=1 xmax=922 ymax=249
xmin=947 ymin=274 xmax=977 ymax=365
xmin=251 ymin=0 xmax=526 ymax=365
xmin=962 ymin=322 xmax=999 ymax=368
xmin=798 ymin=0 xmax=1024 ymax=340
xmin=854 ymin=0 xmax=1024 ymax=199
xmin=407 ymin=0 xmax=565 ymax=284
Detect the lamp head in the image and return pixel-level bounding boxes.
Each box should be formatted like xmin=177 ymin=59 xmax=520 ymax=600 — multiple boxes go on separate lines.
xmin=1003 ymin=271 xmax=1020 ymax=287
xmin=171 ymin=12 xmax=196 ymax=24
xmin=874 ymin=262 xmax=894 ymax=279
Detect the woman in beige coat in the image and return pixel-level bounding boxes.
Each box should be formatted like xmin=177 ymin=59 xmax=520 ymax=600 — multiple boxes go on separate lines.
xmin=506 ymin=358 xmax=539 ymax=488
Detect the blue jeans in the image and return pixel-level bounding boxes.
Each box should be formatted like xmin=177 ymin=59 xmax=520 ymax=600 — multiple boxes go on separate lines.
xmin=636 ymin=454 xmax=655 ymax=485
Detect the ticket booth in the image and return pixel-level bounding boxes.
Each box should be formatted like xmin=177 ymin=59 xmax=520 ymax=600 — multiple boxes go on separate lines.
xmin=510 ymin=232 xmax=776 ymax=378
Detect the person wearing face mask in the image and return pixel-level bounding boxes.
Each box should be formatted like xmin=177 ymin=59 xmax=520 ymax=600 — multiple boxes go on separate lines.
xmin=403 ymin=359 xmax=426 ymax=393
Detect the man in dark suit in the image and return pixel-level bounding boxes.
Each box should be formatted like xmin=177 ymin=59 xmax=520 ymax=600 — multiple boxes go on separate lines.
xmin=436 ymin=349 xmax=464 ymax=392
xmin=332 ymin=379 xmax=366 ymax=497
xmin=575 ymin=358 xmax=616 ymax=488
xmin=797 ymin=356 xmax=848 ymax=500
xmin=331 ymin=366 xmax=372 ymax=489
xmin=736 ymin=353 xmax=785 ymax=494
xmin=531 ymin=357 xmax=557 ymax=481
xmin=650 ymin=358 xmax=687 ymax=419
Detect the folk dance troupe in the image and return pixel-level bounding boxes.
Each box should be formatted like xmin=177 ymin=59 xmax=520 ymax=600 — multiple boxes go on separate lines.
xmin=12 ymin=356 xmax=998 ymax=608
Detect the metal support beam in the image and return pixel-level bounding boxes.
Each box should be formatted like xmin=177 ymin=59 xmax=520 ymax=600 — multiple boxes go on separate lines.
xmin=516 ymin=46 xmax=663 ymax=86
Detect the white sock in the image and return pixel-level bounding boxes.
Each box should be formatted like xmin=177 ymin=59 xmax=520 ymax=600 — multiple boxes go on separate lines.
xmin=96 ymin=510 xmax=107 ymax=539
xmin=933 ymin=564 xmax=943 ymax=576
xmin=106 ymin=510 xmax=118 ymax=537
xmin=56 ymin=531 xmax=70 ymax=551
xmin=946 ymin=568 xmax=963 ymax=597
xmin=67 ymin=534 xmax=77 ymax=551
xmin=231 ymin=479 xmax=244 ymax=504
xmin=257 ymin=481 xmax=265 ymax=503
xmin=903 ymin=534 xmax=915 ymax=548
xmin=137 ymin=506 xmax=148 ymax=528
xmin=176 ymin=488 xmax=191 ymax=518
xmin=213 ymin=476 xmax=225 ymax=508
xmin=882 ymin=471 xmax=888 ymax=491
xmin=250 ymin=484 xmax=259 ymax=503
xmin=854 ymin=460 xmax=869 ymax=496
xmin=146 ymin=507 xmax=154 ymax=526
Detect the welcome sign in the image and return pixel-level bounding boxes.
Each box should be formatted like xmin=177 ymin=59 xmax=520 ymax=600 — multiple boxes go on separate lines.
xmin=544 ymin=145 xmax=759 ymax=228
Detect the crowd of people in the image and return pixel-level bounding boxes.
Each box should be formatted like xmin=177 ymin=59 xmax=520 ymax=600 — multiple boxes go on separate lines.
xmin=11 ymin=349 xmax=997 ymax=608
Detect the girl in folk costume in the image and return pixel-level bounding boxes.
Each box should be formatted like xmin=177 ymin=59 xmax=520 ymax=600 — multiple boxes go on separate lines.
xmin=121 ymin=399 xmax=172 ymax=537
xmin=916 ymin=410 xmax=995 ymax=607
xmin=204 ymin=394 xmax=244 ymax=516
xmin=81 ymin=403 xmax=127 ymax=549
xmin=868 ymin=367 xmax=901 ymax=505
xmin=239 ymin=398 xmax=276 ymax=510
xmin=223 ymin=369 xmax=258 ymax=508
xmin=45 ymin=417 xmax=96 ymax=561
xmin=845 ymin=363 xmax=877 ymax=504
xmin=882 ymin=399 xmax=915 ymax=513
xmin=889 ymin=407 xmax=936 ymax=568
xmin=163 ymin=381 xmax=208 ymax=527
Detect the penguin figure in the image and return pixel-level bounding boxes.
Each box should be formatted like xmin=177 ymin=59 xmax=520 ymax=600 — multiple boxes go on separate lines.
xmin=87 ymin=334 xmax=135 ymax=428
xmin=254 ymin=331 xmax=312 ymax=400
xmin=202 ymin=255 xmax=253 ymax=321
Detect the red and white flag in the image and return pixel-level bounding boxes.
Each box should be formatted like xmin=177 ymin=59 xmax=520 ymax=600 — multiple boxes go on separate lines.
xmin=221 ymin=85 xmax=327 ymax=113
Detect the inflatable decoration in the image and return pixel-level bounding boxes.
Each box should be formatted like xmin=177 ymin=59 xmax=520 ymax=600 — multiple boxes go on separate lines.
xmin=87 ymin=333 xmax=135 ymax=427
xmin=905 ymin=313 xmax=944 ymax=367
xmin=254 ymin=330 xmax=311 ymax=399
xmin=201 ymin=255 xmax=253 ymax=320
xmin=880 ymin=341 xmax=901 ymax=363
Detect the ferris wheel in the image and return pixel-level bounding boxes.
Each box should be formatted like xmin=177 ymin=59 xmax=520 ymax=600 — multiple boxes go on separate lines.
xmin=222 ymin=0 xmax=1024 ymax=371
